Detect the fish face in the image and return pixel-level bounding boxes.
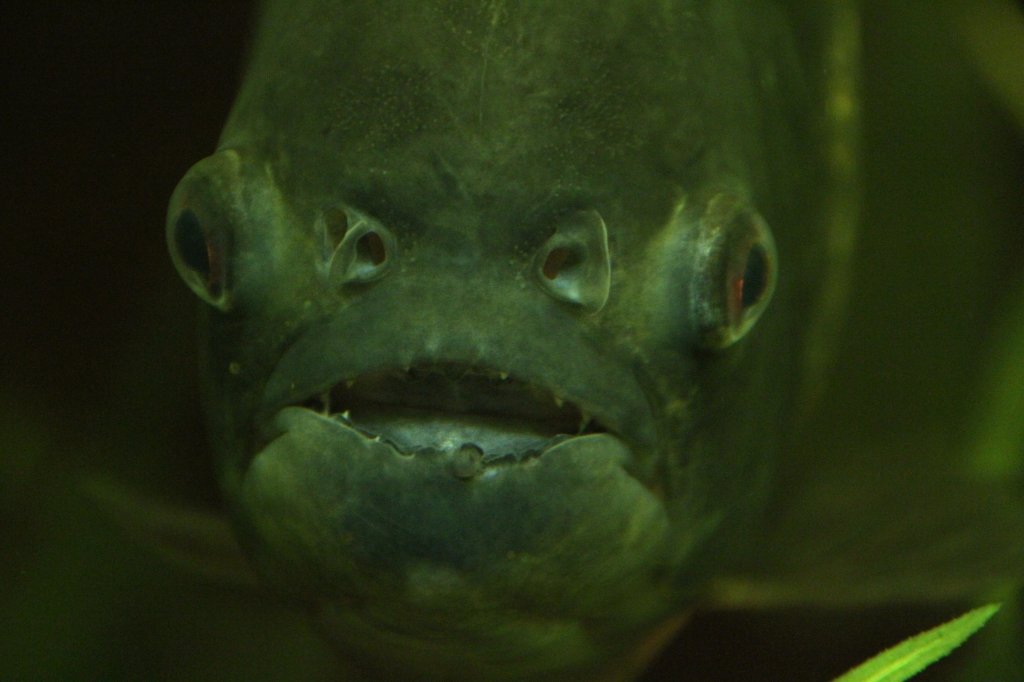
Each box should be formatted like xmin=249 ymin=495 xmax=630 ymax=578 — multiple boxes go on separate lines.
xmin=167 ymin=0 xmax=815 ymax=677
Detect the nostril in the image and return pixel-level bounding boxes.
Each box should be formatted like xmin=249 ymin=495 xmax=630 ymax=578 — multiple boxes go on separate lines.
xmin=322 ymin=206 xmax=397 ymax=286
xmin=322 ymin=207 xmax=350 ymax=258
xmin=358 ymin=230 xmax=387 ymax=266
xmin=541 ymin=246 xmax=580 ymax=280
xmin=534 ymin=210 xmax=611 ymax=312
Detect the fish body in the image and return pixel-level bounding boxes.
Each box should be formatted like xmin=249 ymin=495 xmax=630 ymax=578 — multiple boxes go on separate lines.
xmin=166 ymin=1 xmax=832 ymax=678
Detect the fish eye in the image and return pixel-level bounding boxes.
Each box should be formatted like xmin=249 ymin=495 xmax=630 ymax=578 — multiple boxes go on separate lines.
xmin=732 ymin=238 xmax=771 ymax=320
xmin=690 ymin=194 xmax=777 ymax=348
xmin=167 ymin=204 xmax=230 ymax=309
xmin=166 ymin=151 xmax=245 ymax=311
xmin=174 ymin=209 xmax=215 ymax=291
xmin=166 ymin=176 xmax=237 ymax=310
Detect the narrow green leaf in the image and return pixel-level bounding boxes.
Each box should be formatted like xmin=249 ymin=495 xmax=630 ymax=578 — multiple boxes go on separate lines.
xmin=833 ymin=603 xmax=1002 ymax=682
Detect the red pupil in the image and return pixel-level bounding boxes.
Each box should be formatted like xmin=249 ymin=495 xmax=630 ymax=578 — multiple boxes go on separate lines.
xmin=733 ymin=243 xmax=768 ymax=317
xmin=732 ymin=275 xmax=745 ymax=317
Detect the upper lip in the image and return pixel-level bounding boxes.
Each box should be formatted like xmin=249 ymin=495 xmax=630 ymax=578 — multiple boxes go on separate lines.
xmin=257 ymin=300 xmax=658 ymax=461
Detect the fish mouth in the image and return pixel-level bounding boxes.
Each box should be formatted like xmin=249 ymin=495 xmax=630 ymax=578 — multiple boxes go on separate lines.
xmin=240 ymin=336 xmax=671 ymax=625
xmin=293 ymin=362 xmax=611 ymax=471
xmin=242 ymin=362 xmax=671 ymax=631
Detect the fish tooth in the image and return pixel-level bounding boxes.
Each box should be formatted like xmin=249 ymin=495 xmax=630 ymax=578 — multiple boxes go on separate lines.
xmin=346 ymin=379 xmax=355 ymax=388
xmin=554 ymin=395 xmax=564 ymax=408
xmin=320 ymin=391 xmax=331 ymax=414
xmin=342 ymin=410 xmax=351 ymax=420
xmin=498 ymin=371 xmax=509 ymax=380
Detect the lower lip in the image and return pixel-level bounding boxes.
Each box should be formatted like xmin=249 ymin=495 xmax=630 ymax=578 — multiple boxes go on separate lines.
xmin=330 ymin=405 xmax=580 ymax=463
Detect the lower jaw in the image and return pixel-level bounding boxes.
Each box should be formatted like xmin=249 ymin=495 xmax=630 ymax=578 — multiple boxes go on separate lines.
xmin=235 ymin=406 xmax=672 ymax=620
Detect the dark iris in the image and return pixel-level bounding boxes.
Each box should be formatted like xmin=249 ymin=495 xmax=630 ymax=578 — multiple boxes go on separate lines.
xmin=175 ymin=209 xmax=210 ymax=280
xmin=741 ymin=243 xmax=768 ymax=308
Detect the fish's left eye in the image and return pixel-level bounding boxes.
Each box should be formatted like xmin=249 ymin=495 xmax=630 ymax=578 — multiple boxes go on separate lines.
xmin=690 ymin=193 xmax=777 ymax=348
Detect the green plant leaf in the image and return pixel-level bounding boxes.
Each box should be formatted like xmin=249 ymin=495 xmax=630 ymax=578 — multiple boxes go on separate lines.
xmin=832 ymin=603 xmax=1002 ymax=682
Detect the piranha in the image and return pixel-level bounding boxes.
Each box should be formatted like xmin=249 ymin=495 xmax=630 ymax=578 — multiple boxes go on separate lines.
xmin=152 ymin=0 xmax=1023 ymax=679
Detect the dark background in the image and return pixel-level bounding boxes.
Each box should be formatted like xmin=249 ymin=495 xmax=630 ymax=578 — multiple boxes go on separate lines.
xmin=2 ymin=2 xmax=1022 ymax=680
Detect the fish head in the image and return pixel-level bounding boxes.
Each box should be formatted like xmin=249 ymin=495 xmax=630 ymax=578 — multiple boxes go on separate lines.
xmin=166 ymin=0 xmax=820 ymax=676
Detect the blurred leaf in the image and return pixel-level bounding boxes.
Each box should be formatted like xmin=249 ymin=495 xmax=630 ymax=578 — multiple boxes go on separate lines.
xmin=84 ymin=475 xmax=261 ymax=588
xmin=832 ymin=603 xmax=1001 ymax=682
xmin=711 ymin=443 xmax=1024 ymax=609
xmin=944 ymin=0 xmax=1024 ymax=131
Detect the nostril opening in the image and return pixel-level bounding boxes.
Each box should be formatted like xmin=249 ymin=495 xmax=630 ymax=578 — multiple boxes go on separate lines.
xmin=533 ymin=209 xmax=609 ymax=312
xmin=358 ymin=231 xmax=387 ymax=266
xmin=542 ymin=246 xmax=580 ymax=280
xmin=324 ymin=208 xmax=396 ymax=285
xmin=324 ymin=208 xmax=350 ymax=248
